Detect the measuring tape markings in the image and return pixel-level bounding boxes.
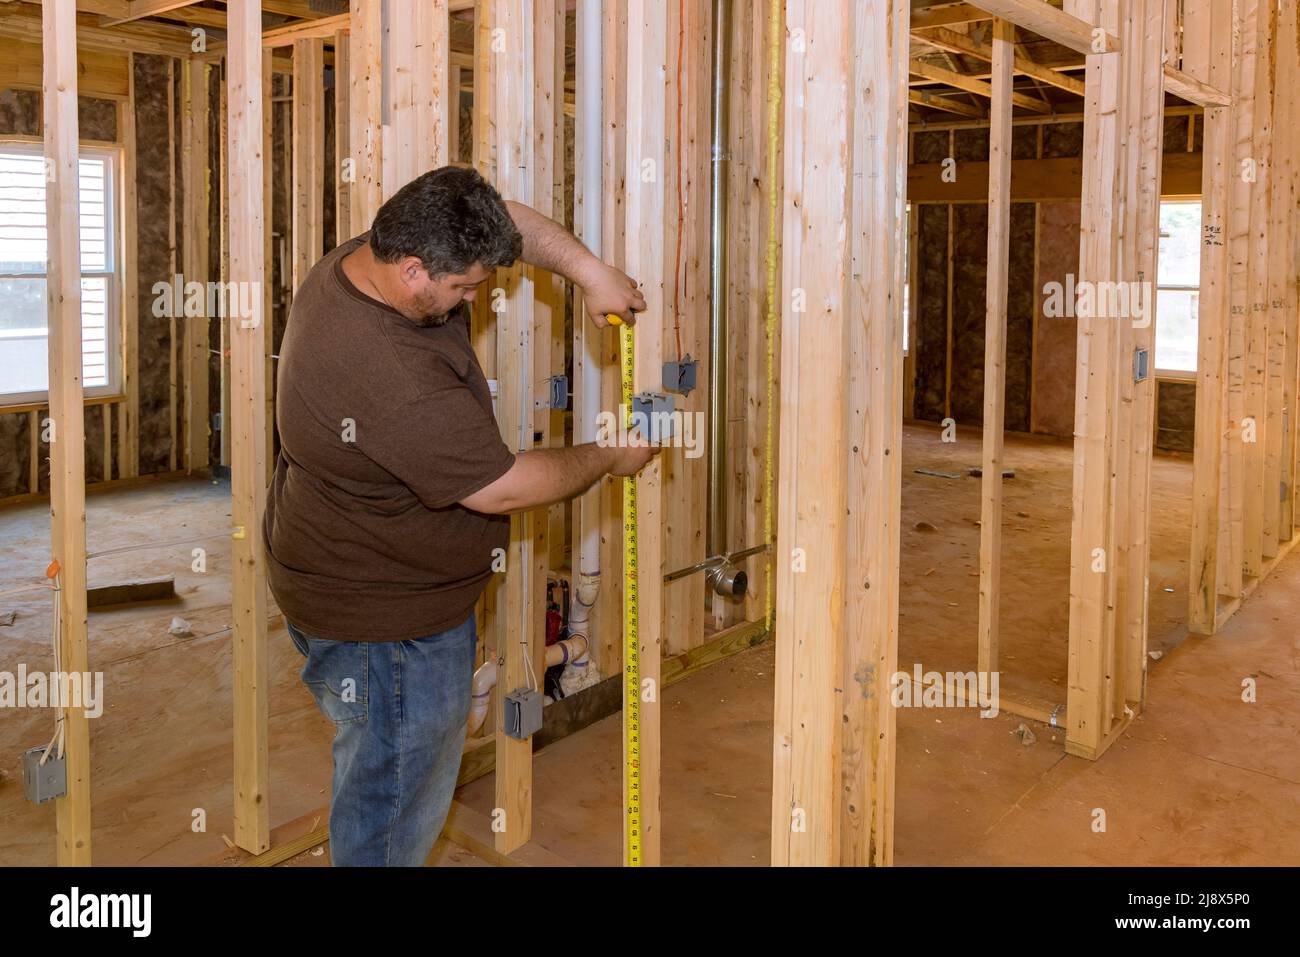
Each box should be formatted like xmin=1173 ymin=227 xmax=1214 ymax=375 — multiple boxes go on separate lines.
xmin=610 ymin=314 xmax=642 ymax=866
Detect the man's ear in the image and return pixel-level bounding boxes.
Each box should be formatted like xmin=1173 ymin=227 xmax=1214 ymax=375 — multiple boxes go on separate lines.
xmin=398 ymin=256 xmax=427 ymax=286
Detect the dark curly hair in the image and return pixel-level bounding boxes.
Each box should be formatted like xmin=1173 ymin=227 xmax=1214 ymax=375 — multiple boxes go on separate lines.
xmin=369 ymin=166 xmax=523 ymax=278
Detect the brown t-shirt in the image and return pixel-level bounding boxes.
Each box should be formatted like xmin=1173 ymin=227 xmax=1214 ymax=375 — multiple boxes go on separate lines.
xmin=264 ymin=234 xmax=514 ymax=641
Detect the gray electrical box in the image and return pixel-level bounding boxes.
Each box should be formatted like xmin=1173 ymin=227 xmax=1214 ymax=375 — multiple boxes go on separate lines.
xmin=23 ymin=746 xmax=66 ymax=804
xmin=631 ymin=392 xmax=676 ymax=443
xmin=662 ymin=356 xmax=698 ymax=395
xmin=1133 ymin=348 xmax=1150 ymax=382
xmin=547 ymin=375 xmax=569 ymax=410
xmin=503 ymin=687 xmax=543 ymax=740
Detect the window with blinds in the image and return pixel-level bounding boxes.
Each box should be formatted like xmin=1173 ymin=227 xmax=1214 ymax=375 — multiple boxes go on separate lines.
xmin=0 ymin=143 xmax=119 ymax=403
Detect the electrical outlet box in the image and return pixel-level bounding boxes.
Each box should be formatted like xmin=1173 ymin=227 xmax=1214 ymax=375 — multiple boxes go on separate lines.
xmin=23 ymin=746 xmax=66 ymax=804
xmin=662 ymin=356 xmax=698 ymax=395
xmin=503 ymin=688 xmax=543 ymax=740
xmin=549 ymin=375 xmax=569 ymax=410
xmin=1133 ymin=348 xmax=1150 ymax=382
xmin=631 ymin=392 xmax=676 ymax=443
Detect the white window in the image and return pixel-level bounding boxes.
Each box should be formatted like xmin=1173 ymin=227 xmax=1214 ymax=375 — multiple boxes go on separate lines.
xmin=1155 ymin=200 xmax=1201 ymax=376
xmin=0 ymin=143 xmax=120 ymax=404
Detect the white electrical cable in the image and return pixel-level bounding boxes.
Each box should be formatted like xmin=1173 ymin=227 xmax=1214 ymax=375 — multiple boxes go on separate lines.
xmin=40 ymin=571 xmax=66 ymax=765
xmin=86 ymin=527 xmax=239 ymax=560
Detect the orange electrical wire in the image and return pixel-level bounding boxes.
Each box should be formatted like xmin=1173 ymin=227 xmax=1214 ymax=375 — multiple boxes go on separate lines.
xmin=671 ymin=0 xmax=686 ymax=362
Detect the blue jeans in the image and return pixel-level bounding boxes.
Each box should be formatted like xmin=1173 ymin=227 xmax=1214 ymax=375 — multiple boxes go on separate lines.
xmin=286 ymin=614 xmax=477 ymax=866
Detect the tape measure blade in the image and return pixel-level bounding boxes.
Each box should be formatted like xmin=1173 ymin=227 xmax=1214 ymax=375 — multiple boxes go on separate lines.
xmin=620 ymin=324 xmax=642 ymax=867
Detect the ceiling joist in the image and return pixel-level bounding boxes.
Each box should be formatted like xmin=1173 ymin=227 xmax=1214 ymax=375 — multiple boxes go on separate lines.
xmin=909 ymin=87 xmax=987 ymax=119
xmin=965 ymin=0 xmax=1119 ymax=55
xmin=914 ymin=24 xmax=1086 ymax=96
xmin=910 ymin=57 xmax=1054 ymax=113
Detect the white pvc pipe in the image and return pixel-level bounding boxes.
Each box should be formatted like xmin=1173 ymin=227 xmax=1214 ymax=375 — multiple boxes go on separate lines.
xmin=575 ymin=0 xmax=604 ymax=589
xmin=466 ymin=636 xmax=590 ymax=734
xmin=468 ymin=658 xmax=497 ymax=735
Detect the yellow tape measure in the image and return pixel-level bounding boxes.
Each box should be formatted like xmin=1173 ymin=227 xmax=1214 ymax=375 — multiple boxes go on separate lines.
xmin=607 ymin=313 xmax=641 ymax=866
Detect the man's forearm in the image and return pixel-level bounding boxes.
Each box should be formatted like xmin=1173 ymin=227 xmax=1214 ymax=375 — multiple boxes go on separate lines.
xmin=465 ymin=442 xmax=619 ymax=515
xmin=505 ymin=200 xmax=600 ymax=287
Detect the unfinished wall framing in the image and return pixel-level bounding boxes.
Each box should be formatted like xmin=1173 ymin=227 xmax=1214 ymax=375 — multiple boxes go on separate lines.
xmin=5 ymin=0 xmax=1300 ymax=869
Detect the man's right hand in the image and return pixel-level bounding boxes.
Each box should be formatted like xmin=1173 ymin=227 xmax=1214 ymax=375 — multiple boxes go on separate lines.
xmin=609 ymin=428 xmax=660 ymax=477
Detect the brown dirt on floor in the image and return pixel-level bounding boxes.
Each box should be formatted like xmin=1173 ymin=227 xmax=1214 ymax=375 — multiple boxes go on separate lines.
xmin=3 ymin=427 xmax=1292 ymax=867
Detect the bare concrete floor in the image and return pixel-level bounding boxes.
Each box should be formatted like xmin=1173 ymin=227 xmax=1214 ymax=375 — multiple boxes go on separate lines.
xmin=2 ymin=428 xmax=1295 ymax=867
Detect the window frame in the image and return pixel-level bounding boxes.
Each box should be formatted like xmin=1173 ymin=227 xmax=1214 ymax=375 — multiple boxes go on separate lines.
xmin=0 ymin=138 xmax=124 ymax=408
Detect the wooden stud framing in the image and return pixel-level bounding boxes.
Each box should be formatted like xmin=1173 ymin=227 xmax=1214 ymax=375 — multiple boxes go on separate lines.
xmin=944 ymin=132 xmax=955 ymax=420
xmin=592 ymin=0 xmax=627 ymax=684
xmin=1273 ymin=1 xmax=1299 ymax=545
xmin=263 ymin=49 xmax=275 ymax=484
xmin=347 ymin=0 xmax=383 ymax=230
xmin=167 ymin=59 xmax=178 ymax=473
xmin=1063 ymin=0 xmax=1125 ymax=760
xmin=182 ymin=57 xmax=210 ymax=474
xmin=841 ymin=0 xmax=908 ymax=866
xmin=1220 ymin=0 xmax=1257 ymax=601
xmin=1260 ymin=0 xmax=1285 ymax=560
xmin=468 ymin=0 xmax=501 ymax=731
xmin=119 ymin=55 xmax=139 ymax=478
xmin=664 ymin=0 xmax=708 ymax=645
xmin=489 ymin=0 xmax=546 ymax=857
xmin=227 ymin=0 xmax=270 ymax=855
xmin=43 ymin=0 xmax=93 ymax=867
xmin=622 ymin=0 xmax=668 ymax=866
xmin=292 ymin=37 xmax=324 ymax=293
xmin=219 ymin=76 xmax=231 ymax=469
xmin=384 ymin=0 xmax=449 ymax=196
xmin=1188 ymin=0 xmax=1234 ymax=634
xmin=976 ymin=18 xmax=1013 ymax=682
xmin=334 ymin=29 xmax=351 ymax=241
xmin=1240 ymin=0 xmax=1270 ymax=579
xmin=772 ymin=0 xmax=906 ymax=866
xmin=1119 ymin=0 xmax=1168 ymax=710
xmin=533 ymin=0 xmax=565 ymax=579
xmin=1056 ymin=0 xmax=1168 ymax=756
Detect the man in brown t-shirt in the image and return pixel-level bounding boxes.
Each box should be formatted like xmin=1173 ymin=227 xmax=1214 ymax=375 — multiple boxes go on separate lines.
xmin=265 ymin=166 xmax=652 ymax=866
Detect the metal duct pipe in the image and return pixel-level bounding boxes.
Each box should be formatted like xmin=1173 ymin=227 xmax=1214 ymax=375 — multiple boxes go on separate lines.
xmin=708 ymin=0 xmax=732 ymax=559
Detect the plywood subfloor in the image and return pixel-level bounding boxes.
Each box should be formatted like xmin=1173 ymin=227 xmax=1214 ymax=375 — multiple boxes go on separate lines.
xmin=898 ymin=420 xmax=1193 ymax=708
xmin=0 ymin=476 xmax=334 ymax=866
xmin=4 ymin=427 xmax=1291 ymax=867
xmin=455 ymin=543 xmax=1300 ymax=865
